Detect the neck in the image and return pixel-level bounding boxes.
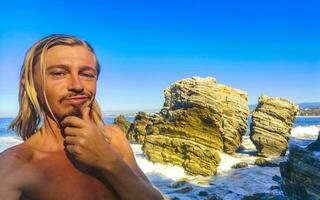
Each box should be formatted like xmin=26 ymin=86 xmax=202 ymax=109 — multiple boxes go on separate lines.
xmin=26 ymin=116 xmax=66 ymax=152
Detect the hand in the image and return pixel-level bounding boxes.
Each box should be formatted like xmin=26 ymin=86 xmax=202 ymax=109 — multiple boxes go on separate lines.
xmin=61 ymin=107 xmax=121 ymax=168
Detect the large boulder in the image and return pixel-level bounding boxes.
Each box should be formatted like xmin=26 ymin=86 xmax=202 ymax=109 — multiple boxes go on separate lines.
xmin=250 ymin=96 xmax=299 ymax=157
xmin=280 ymin=144 xmax=320 ymax=200
xmin=142 ymin=77 xmax=249 ymax=176
xmin=113 ymin=115 xmax=131 ymax=137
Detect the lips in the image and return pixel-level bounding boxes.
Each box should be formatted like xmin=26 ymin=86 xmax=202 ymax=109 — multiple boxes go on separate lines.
xmin=63 ymin=95 xmax=89 ymax=105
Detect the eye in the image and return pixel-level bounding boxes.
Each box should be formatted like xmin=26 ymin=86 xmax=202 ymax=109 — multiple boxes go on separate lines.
xmin=81 ymin=73 xmax=96 ymax=78
xmin=50 ymin=71 xmax=66 ymax=76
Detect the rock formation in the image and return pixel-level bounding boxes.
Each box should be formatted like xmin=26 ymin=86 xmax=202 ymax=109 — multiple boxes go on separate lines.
xmin=254 ymin=158 xmax=278 ymax=167
xmin=250 ymin=96 xmax=299 ymax=157
xmin=127 ymin=112 xmax=153 ymax=144
xmin=306 ymin=130 xmax=320 ymax=151
xmin=142 ymin=77 xmax=249 ymax=176
xmin=280 ymin=144 xmax=320 ymax=200
xmin=113 ymin=115 xmax=131 ymax=137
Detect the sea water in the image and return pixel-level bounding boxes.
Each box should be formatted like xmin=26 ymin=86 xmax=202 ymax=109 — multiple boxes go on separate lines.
xmin=1 ymin=116 xmax=319 ymax=199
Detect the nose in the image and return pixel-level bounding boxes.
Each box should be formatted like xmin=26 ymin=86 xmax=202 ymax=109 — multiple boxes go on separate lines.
xmin=68 ymin=74 xmax=84 ymax=93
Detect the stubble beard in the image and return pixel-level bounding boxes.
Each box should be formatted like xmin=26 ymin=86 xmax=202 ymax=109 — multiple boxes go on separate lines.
xmin=57 ymin=92 xmax=94 ymax=121
xmin=63 ymin=105 xmax=83 ymax=119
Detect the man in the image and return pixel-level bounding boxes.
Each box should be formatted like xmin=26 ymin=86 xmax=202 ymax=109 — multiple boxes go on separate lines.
xmin=0 ymin=34 xmax=164 ymax=200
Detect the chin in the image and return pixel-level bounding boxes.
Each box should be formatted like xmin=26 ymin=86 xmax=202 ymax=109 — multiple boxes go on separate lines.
xmin=65 ymin=106 xmax=82 ymax=118
xmin=52 ymin=106 xmax=82 ymax=122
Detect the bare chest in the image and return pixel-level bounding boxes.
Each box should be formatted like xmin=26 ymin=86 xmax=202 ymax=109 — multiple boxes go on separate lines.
xmin=23 ymin=155 xmax=119 ymax=200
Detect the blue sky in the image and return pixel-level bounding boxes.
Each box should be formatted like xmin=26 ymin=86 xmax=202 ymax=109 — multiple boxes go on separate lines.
xmin=0 ymin=0 xmax=319 ymax=116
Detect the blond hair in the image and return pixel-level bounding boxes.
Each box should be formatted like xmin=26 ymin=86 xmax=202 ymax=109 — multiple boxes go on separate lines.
xmin=9 ymin=34 xmax=104 ymax=140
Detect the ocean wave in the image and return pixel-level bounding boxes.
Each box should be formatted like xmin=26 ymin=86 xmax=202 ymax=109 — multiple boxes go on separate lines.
xmin=217 ymin=151 xmax=257 ymax=173
xmin=131 ymin=144 xmax=187 ymax=181
xmin=132 ymin=143 xmax=284 ymax=199
xmin=290 ymin=125 xmax=320 ymax=139
xmin=0 ymin=136 xmax=23 ymax=152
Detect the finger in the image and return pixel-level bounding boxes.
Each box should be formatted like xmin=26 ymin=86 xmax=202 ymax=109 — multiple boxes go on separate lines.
xmin=61 ymin=116 xmax=84 ymax=128
xmin=64 ymin=127 xmax=83 ymax=136
xmin=65 ymin=136 xmax=80 ymax=145
xmin=66 ymin=144 xmax=79 ymax=154
xmin=81 ymin=106 xmax=91 ymax=122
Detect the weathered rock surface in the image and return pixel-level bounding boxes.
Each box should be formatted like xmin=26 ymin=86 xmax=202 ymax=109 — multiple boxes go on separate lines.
xmin=173 ymin=186 xmax=193 ymax=194
xmin=127 ymin=112 xmax=153 ymax=144
xmin=232 ymin=162 xmax=249 ymax=169
xmin=280 ymin=144 xmax=320 ymax=200
xmin=250 ymin=96 xmax=299 ymax=157
xmin=142 ymin=77 xmax=249 ymax=176
xmin=113 ymin=115 xmax=131 ymax=137
xmin=254 ymin=158 xmax=279 ymax=167
xmin=306 ymin=130 xmax=320 ymax=151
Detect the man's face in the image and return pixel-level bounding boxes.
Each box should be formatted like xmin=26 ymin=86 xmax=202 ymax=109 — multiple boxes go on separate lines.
xmin=33 ymin=45 xmax=98 ymax=121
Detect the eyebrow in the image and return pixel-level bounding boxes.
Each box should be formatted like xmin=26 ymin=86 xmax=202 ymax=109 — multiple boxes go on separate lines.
xmin=47 ymin=65 xmax=68 ymax=71
xmin=47 ymin=65 xmax=97 ymax=74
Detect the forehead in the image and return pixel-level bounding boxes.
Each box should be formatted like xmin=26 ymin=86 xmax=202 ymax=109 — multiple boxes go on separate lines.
xmin=45 ymin=45 xmax=96 ymax=68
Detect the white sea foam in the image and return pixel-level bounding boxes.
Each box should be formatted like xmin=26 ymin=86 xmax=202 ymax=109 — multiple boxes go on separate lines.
xmin=0 ymin=136 xmax=22 ymax=152
xmin=132 ymin=143 xmax=284 ymax=199
xmin=290 ymin=125 xmax=320 ymax=139
xmin=131 ymin=144 xmax=187 ymax=181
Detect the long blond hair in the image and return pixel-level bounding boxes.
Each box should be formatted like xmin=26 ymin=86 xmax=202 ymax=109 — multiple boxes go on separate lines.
xmin=9 ymin=34 xmax=104 ymax=141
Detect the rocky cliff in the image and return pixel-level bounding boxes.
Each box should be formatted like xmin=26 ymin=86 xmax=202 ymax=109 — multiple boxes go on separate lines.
xmin=142 ymin=77 xmax=249 ymax=176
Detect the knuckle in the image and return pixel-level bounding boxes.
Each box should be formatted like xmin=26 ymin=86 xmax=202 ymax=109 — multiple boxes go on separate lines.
xmin=63 ymin=117 xmax=71 ymax=124
xmin=82 ymin=131 xmax=88 ymax=137
xmin=66 ymin=137 xmax=74 ymax=144
xmin=64 ymin=127 xmax=71 ymax=133
xmin=75 ymin=145 xmax=81 ymax=153
xmin=66 ymin=145 xmax=73 ymax=152
xmin=79 ymin=139 xmax=86 ymax=146
xmin=68 ymin=117 xmax=75 ymax=124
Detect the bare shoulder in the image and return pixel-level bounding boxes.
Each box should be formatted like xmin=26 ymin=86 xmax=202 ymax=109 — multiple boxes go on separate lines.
xmin=104 ymin=124 xmax=123 ymax=134
xmin=104 ymin=125 xmax=128 ymax=144
xmin=103 ymin=125 xmax=133 ymax=157
xmin=0 ymin=143 xmax=33 ymax=170
xmin=0 ymin=143 xmax=34 ymax=199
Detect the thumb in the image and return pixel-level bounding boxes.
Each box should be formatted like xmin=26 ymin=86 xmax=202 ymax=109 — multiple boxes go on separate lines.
xmin=81 ymin=106 xmax=91 ymax=122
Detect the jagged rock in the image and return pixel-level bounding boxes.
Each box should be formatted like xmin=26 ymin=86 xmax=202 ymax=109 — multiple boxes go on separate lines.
xmin=306 ymin=130 xmax=320 ymax=151
xmin=272 ymin=175 xmax=281 ymax=184
xmin=270 ymin=185 xmax=281 ymax=190
xmin=232 ymin=162 xmax=249 ymax=169
xmin=127 ymin=112 xmax=153 ymax=144
xmin=113 ymin=115 xmax=131 ymax=137
xmin=169 ymin=180 xmax=187 ymax=188
xmin=142 ymin=77 xmax=249 ymax=176
xmin=280 ymin=145 xmax=320 ymax=200
xmin=255 ymin=158 xmax=279 ymax=167
xmin=173 ymin=186 xmax=193 ymax=193
xmin=198 ymin=191 xmax=209 ymax=196
xmin=250 ymin=96 xmax=299 ymax=157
